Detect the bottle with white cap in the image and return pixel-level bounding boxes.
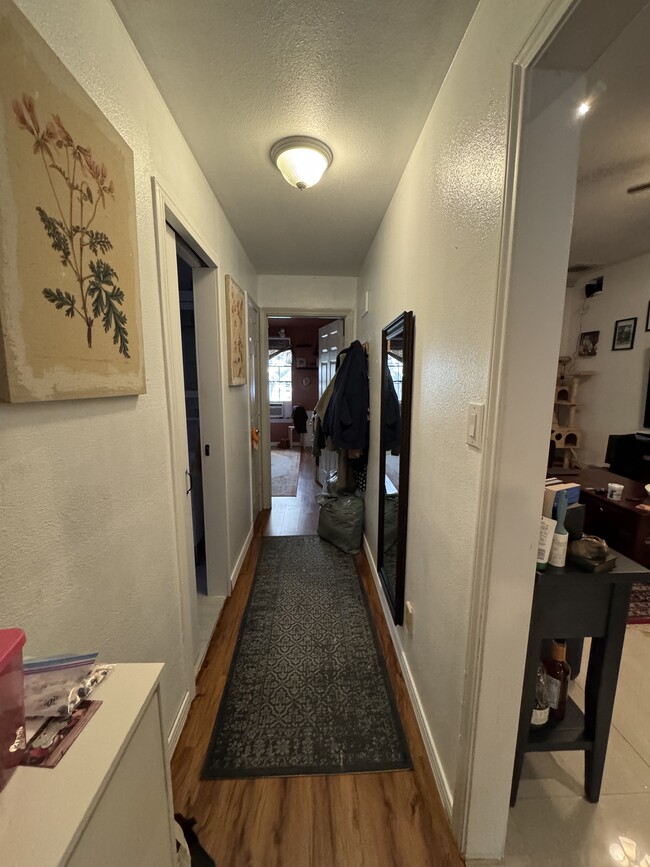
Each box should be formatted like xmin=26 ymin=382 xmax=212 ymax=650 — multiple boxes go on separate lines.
xmin=549 ymin=490 xmax=569 ymax=568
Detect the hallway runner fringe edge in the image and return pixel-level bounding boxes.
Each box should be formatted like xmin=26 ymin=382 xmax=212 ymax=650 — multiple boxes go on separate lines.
xmin=201 ymin=535 xmax=411 ymax=779
xmin=628 ymin=581 xmax=650 ymax=625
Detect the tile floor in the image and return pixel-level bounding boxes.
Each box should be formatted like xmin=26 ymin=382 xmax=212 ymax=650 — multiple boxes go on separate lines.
xmin=505 ymin=624 xmax=650 ymax=866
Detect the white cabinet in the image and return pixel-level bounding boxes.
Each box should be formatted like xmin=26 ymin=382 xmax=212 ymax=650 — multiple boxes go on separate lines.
xmin=0 ymin=663 xmax=176 ymax=867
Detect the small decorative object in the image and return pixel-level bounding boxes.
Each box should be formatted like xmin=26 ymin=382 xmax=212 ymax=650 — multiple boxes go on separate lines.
xmin=612 ymin=317 xmax=637 ymax=351
xmin=296 ymin=357 xmax=306 ymax=368
xmin=568 ymin=534 xmax=616 ymax=572
xmin=578 ymin=330 xmax=599 ymax=357
xmin=0 ymin=3 xmax=145 ymax=402
xmin=607 ymin=482 xmax=624 ymax=501
xmin=225 ymin=275 xmax=246 ymax=386
xmin=301 ymin=376 xmax=311 ymax=387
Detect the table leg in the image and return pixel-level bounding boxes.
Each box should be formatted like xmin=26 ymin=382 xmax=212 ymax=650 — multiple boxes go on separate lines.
xmin=510 ymin=623 xmax=543 ymax=806
xmin=583 ymin=583 xmax=631 ymax=802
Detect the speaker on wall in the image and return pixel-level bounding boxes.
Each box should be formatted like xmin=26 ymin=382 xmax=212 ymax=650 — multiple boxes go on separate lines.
xmin=585 ymin=276 xmax=604 ymax=298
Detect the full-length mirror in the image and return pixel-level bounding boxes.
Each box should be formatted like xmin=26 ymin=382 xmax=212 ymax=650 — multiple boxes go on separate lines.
xmin=377 ymin=311 xmax=414 ymax=625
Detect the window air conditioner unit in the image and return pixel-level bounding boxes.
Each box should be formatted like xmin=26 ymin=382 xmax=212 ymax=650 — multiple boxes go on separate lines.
xmin=269 ymin=337 xmax=291 ymax=352
xmin=270 ymin=402 xmax=284 ymax=418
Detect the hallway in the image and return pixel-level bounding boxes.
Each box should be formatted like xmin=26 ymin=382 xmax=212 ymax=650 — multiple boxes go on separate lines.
xmin=171 ymin=452 xmax=463 ymax=867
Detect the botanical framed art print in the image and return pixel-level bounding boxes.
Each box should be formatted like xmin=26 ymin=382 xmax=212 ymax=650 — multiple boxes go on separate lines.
xmin=612 ymin=317 xmax=637 ymax=351
xmin=225 ymin=275 xmax=247 ymax=386
xmin=0 ymin=1 xmax=145 ymax=402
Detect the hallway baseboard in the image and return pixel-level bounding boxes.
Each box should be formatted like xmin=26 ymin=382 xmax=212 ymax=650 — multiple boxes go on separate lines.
xmin=230 ymin=524 xmax=255 ymax=591
xmin=362 ymin=535 xmax=454 ymax=819
xmin=169 ymin=689 xmax=192 ymax=754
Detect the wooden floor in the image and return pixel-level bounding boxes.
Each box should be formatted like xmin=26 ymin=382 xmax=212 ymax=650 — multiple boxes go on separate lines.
xmin=265 ymin=448 xmax=321 ymax=536
xmin=171 ymin=451 xmax=464 ymax=867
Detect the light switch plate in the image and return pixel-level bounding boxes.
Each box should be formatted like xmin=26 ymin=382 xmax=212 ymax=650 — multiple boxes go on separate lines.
xmin=467 ymin=402 xmax=485 ymax=450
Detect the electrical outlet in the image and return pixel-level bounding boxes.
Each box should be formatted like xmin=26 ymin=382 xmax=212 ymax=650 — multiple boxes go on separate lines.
xmin=405 ymin=601 xmax=414 ymax=635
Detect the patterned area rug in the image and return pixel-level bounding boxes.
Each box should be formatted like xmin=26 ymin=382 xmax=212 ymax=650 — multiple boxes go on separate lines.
xmin=202 ymin=536 xmax=411 ymax=779
xmin=271 ymin=448 xmax=301 ymax=497
xmin=628 ymin=582 xmax=650 ymax=624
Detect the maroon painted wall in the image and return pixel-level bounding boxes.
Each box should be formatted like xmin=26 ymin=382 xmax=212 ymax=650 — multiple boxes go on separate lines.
xmin=269 ymin=317 xmax=335 ymax=441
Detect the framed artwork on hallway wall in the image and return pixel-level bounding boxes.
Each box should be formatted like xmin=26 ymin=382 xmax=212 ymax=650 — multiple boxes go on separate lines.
xmin=0 ymin=2 xmax=145 ymax=403
xmin=225 ymin=275 xmax=247 ymax=385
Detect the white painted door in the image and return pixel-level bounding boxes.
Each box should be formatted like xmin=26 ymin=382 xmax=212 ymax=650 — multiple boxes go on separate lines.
xmin=163 ymin=224 xmax=199 ymax=659
xmin=248 ymin=298 xmax=262 ymax=519
xmin=192 ymin=269 xmax=229 ymax=599
xmin=318 ymin=319 xmax=344 ymax=487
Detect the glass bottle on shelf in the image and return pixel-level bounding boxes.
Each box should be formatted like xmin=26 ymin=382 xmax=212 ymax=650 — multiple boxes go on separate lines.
xmin=531 ymin=662 xmax=550 ymax=728
xmin=544 ymin=639 xmax=571 ymax=721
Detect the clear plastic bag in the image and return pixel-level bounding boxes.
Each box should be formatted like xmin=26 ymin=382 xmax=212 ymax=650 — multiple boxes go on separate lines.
xmin=23 ymin=652 xmax=98 ymax=718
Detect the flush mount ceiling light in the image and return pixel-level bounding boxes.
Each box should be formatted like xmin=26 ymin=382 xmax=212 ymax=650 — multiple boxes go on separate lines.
xmin=270 ymin=136 xmax=333 ymax=191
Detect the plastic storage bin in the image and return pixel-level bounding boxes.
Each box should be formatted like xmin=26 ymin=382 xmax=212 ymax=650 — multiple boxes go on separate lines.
xmin=0 ymin=628 xmax=27 ymax=792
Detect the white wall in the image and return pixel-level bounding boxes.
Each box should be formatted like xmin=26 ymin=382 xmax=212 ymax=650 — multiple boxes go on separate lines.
xmin=257 ymin=275 xmax=357 ymax=316
xmin=0 ymin=0 xmax=256 ymax=736
xmin=560 ymin=255 xmax=650 ymax=466
xmin=355 ymin=0 xmax=582 ymax=858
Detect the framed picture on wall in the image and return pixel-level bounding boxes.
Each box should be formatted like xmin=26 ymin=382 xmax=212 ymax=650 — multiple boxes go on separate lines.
xmin=645 ymin=300 xmax=650 ymax=332
xmin=225 ymin=275 xmax=247 ymax=385
xmin=612 ymin=317 xmax=637 ymax=351
xmin=296 ymin=357 xmax=307 ymax=368
xmin=578 ymin=331 xmax=600 ymax=357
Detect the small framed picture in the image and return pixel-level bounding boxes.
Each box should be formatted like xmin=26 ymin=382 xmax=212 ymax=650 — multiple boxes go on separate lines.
xmin=646 ymin=300 xmax=650 ymax=332
xmin=612 ymin=317 xmax=637 ymax=351
xmin=296 ymin=357 xmax=307 ymax=368
xmin=578 ymin=331 xmax=600 ymax=357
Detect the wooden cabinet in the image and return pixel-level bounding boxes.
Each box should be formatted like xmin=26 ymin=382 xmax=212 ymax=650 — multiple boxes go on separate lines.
xmin=559 ymin=467 xmax=650 ymax=568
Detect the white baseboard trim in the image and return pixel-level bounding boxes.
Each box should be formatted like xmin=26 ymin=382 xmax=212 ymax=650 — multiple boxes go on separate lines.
xmin=168 ymin=689 xmax=191 ymax=754
xmin=363 ymin=535 xmax=454 ymax=819
xmin=230 ymin=523 xmax=254 ymax=591
xmin=194 ymin=596 xmax=226 ymax=676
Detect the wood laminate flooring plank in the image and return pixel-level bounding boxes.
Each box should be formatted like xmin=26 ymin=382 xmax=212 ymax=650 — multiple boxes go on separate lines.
xmin=171 ymin=478 xmax=463 ymax=867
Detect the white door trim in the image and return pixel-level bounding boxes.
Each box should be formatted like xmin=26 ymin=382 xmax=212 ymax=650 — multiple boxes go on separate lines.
xmin=454 ymin=0 xmax=578 ymax=855
xmin=260 ymin=307 xmax=354 ymax=510
xmin=454 ymin=0 xmax=648 ymax=859
xmin=151 ymin=177 xmax=230 ymax=698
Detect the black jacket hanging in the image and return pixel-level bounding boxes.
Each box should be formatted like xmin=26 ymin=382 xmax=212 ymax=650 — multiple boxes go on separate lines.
xmin=322 ymin=340 xmax=369 ymax=451
xmin=292 ymin=405 xmax=308 ymax=434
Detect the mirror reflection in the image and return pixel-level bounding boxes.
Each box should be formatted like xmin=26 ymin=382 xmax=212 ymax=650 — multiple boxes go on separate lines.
xmin=378 ymin=312 xmax=414 ymax=625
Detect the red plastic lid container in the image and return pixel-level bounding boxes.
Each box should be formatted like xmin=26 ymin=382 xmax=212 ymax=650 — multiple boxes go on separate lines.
xmin=0 ymin=628 xmax=27 ymax=793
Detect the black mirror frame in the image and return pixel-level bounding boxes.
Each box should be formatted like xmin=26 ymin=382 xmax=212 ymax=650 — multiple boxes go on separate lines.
xmin=377 ymin=310 xmax=414 ymax=626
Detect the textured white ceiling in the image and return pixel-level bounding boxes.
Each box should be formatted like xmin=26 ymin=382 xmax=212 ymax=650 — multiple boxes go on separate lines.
xmin=569 ymin=4 xmax=650 ymax=272
xmin=111 ymin=0 xmax=479 ymax=275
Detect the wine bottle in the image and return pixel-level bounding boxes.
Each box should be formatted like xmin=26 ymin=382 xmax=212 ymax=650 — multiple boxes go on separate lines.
xmin=549 ymin=490 xmax=568 ymax=567
xmin=544 ymin=639 xmax=571 ymax=721
xmin=531 ymin=662 xmax=550 ymax=727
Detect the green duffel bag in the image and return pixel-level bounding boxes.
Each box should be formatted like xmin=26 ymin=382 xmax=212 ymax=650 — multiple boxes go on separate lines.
xmin=315 ymin=493 xmax=364 ymax=555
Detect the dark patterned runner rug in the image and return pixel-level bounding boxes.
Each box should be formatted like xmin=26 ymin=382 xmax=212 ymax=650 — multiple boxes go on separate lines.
xmin=202 ymin=535 xmax=411 ymax=778
xmin=628 ymin=582 xmax=650 ymax=625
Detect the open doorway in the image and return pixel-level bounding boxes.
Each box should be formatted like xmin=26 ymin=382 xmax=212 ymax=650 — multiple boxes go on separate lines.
xmin=499 ymin=7 xmax=650 ymax=865
xmin=264 ymin=314 xmax=347 ymax=534
xmin=176 ymin=251 xmax=208 ymax=594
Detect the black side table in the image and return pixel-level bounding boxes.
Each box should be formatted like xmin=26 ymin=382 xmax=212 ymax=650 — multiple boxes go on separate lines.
xmin=510 ymin=551 xmax=648 ymax=806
